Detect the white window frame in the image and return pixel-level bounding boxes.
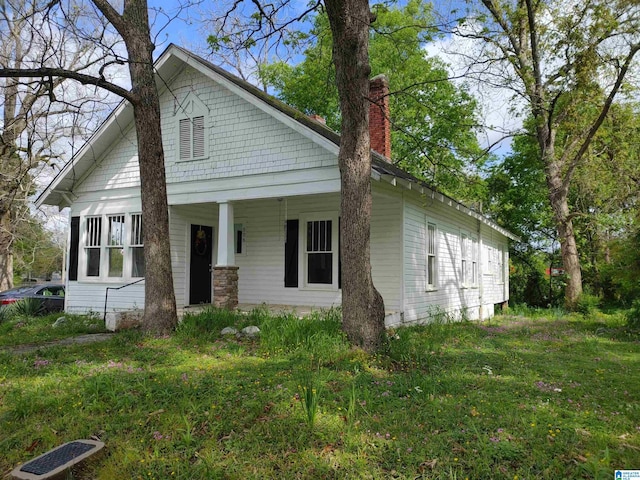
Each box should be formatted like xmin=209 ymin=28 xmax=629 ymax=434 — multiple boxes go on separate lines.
xmin=460 ymin=232 xmax=479 ymax=288
xmin=80 ymin=213 xmax=144 ymax=282
xmin=130 ymin=213 xmax=145 ymax=278
xmin=426 ymin=220 xmax=438 ymax=291
xmin=497 ymin=244 xmax=505 ymax=284
xmin=300 ymin=213 xmax=339 ymax=290
xmin=175 ymin=92 xmax=209 ymax=162
xmin=471 ymin=235 xmax=479 ymax=287
xmin=106 ymin=214 xmax=126 ymax=278
xmin=84 ymin=216 xmax=102 ymax=278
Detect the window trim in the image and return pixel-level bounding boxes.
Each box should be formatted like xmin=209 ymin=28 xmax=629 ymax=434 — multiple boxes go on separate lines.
xmin=425 ymin=220 xmax=438 ymax=291
xmin=84 ymin=216 xmax=102 ymax=278
xmin=460 ymin=231 xmax=479 ymax=289
xmin=497 ymin=244 xmax=506 ymax=285
xmin=79 ymin=213 xmax=145 ymax=283
xmin=107 ymin=214 xmax=125 ymax=278
xmin=174 ymin=92 xmax=209 ymax=163
xmin=300 ymin=213 xmax=340 ymax=291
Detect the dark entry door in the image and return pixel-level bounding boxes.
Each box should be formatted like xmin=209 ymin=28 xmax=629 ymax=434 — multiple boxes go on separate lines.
xmin=189 ymin=224 xmax=213 ymax=304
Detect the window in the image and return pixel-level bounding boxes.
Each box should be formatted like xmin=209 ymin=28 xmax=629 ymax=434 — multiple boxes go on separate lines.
xmin=426 ymin=222 xmax=437 ymax=289
xmin=130 ymin=213 xmax=145 ymax=277
xmin=234 ymin=223 xmax=244 ymax=255
xmin=175 ymin=93 xmax=209 ymax=162
xmin=306 ymin=219 xmax=333 ymax=285
xmin=179 ymin=116 xmax=205 ymax=160
xmin=471 ymin=237 xmax=478 ymax=286
xmin=498 ymin=245 xmax=505 ymax=283
xmin=85 ymin=217 xmax=102 ymax=277
xmin=461 ymin=233 xmax=478 ymax=287
xmin=107 ymin=215 xmax=125 ymax=277
xmin=461 ymin=233 xmax=468 ymax=286
xmin=82 ymin=213 xmax=144 ymax=280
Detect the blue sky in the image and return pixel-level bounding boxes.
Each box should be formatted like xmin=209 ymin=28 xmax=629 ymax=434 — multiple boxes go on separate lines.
xmin=144 ymin=0 xmax=517 ymax=155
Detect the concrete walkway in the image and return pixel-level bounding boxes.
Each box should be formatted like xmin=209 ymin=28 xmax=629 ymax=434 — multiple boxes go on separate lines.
xmin=2 ymin=333 xmax=114 ymax=355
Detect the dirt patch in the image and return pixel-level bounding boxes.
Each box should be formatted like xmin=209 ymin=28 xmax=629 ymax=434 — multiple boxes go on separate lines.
xmin=2 ymin=333 xmax=114 ymax=355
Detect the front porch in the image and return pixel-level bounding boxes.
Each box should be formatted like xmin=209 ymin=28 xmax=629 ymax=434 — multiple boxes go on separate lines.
xmin=169 ymin=190 xmax=402 ymax=321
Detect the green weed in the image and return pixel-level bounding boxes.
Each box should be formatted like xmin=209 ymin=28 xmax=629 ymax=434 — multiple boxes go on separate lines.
xmin=0 ymin=308 xmax=639 ymax=479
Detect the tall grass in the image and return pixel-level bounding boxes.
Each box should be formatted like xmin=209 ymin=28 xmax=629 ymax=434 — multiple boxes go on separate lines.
xmin=259 ymin=307 xmax=349 ymax=359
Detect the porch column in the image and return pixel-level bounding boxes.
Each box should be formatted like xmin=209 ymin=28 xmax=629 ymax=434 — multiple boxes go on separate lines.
xmin=214 ymin=201 xmax=238 ymax=310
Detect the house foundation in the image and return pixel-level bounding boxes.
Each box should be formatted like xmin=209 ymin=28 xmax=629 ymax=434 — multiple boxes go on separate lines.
xmin=213 ymin=266 xmax=239 ymax=309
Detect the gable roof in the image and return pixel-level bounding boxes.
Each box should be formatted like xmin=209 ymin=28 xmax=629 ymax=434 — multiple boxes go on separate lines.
xmin=36 ymin=44 xmax=518 ymax=241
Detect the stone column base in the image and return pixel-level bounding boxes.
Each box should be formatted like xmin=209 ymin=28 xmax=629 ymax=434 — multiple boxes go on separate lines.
xmin=213 ymin=266 xmax=239 ymax=310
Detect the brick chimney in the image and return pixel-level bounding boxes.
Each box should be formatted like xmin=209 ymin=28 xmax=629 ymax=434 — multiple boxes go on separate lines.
xmin=309 ymin=114 xmax=326 ymax=124
xmin=369 ymin=74 xmax=391 ymax=160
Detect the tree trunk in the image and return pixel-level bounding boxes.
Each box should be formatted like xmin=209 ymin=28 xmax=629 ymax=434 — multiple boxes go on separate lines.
xmin=545 ymin=156 xmax=583 ymax=308
xmin=325 ymin=0 xmax=386 ymax=352
xmin=122 ymin=1 xmax=177 ymax=333
xmin=0 ymin=209 xmax=13 ymax=290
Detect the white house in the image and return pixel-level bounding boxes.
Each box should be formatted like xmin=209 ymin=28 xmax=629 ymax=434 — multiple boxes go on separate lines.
xmin=36 ymin=44 xmax=518 ymax=326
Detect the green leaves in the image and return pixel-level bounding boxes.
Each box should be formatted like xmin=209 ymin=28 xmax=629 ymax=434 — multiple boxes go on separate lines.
xmin=260 ymin=0 xmax=485 ymax=202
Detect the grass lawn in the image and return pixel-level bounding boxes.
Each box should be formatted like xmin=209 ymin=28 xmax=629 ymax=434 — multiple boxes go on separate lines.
xmin=0 ymin=311 xmax=106 ymax=348
xmin=0 ymin=306 xmax=639 ymax=479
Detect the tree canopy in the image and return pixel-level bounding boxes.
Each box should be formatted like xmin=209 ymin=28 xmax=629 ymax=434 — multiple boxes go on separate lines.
xmin=259 ymin=0 xmax=486 ymax=202
xmin=460 ymin=0 xmax=640 ymax=307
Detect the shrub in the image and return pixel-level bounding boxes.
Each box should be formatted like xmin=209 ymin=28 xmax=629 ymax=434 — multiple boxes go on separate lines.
xmin=627 ymin=299 xmax=640 ymax=329
xmin=10 ymin=298 xmax=44 ymax=317
xmin=0 ymin=306 xmax=12 ymax=324
xmin=576 ymin=293 xmax=601 ymax=316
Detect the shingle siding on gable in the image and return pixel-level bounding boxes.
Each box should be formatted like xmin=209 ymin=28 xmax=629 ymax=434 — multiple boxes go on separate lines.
xmin=74 ymin=66 xmax=337 ymax=195
xmin=75 ymin=125 xmax=140 ymax=193
xmin=163 ymin=67 xmax=336 ymax=184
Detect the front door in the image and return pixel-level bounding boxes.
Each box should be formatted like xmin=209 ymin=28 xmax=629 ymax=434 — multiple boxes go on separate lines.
xmin=189 ymin=224 xmax=213 ymax=304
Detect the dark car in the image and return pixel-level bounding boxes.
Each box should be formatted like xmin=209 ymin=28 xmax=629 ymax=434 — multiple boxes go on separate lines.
xmin=0 ymin=284 xmax=65 ymax=314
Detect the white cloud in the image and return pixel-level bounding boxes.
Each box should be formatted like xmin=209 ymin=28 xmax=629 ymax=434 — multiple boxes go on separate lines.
xmin=425 ymin=26 xmax=525 ymax=156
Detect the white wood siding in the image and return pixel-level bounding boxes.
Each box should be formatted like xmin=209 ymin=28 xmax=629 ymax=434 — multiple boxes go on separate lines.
xmin=402 ymin=190 xmax=509 ymax=323
xmin=169 ymin=189 xmax=401 ymax=311
xmin=63 ymin=196 xmax=146 ymax=314
xmin=66 ymin=282 xmax=145 ymax=314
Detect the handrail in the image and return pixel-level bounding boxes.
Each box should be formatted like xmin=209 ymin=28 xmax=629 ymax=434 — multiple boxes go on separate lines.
xmin=103 ymin=278 xmax=145 ymax=322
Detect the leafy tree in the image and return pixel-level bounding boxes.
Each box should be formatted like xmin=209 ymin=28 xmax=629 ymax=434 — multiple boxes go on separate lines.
xmin=0 ymin=0 xmax=178 ymax=332
xmin=0 ymin=0 xmax=106 ymax=291
xmin=461 ymin=0 xmax=640 ymax=307
xmin=323 ymin=0 xmax=386 ymax=351
xmin=487 ymin=103 xmax=640 ymax=305
xmin=261 ymin=0 xmax=485 ymax=201
xmin=13 ymin=211 xmax=64 ymax=283
xmin=208 ymin=0 xmax=388 ymax=350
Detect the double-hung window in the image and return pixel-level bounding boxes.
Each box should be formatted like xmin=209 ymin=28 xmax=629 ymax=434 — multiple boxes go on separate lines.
xmin=471 ymin=236 xmax=478 ymax=286
xmin=130 ymin=213 xmax=145 ymax=277
xmin=107 ymin=215 xmax=125 ymax=277
xmin=461 ymin=233 xmax=468 ymax=286
xmin=426 ymin=222 xmax=437 ymax=289
xmin=85 ymin=217 xmax=102 ymax=277
xmin=460 ymin=233 xmax=479 ymax=288
xmin=82 ymin=214 xmax=144 ymax=280
xmin=306 ymin=219 xmax=334 ymax=286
